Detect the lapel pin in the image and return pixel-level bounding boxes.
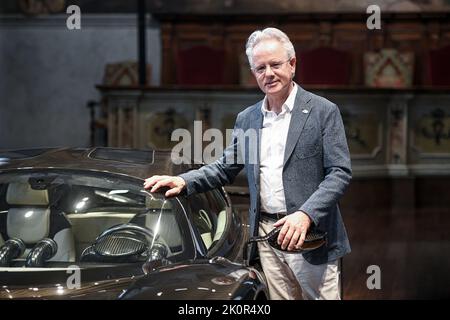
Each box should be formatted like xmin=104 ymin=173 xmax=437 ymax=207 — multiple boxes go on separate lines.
xmin=302 ymin=109 xmax=309 ymax=114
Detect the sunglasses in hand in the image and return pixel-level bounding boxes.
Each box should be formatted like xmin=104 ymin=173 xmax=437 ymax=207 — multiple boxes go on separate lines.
xmin=248 ymin=226 xmax=327 ymax=253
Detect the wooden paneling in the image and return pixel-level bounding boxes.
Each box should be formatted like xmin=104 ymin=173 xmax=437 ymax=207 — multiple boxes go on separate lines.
xmin=155 ymin=13 xmax=450 ymax=87
xmin=228 ymin=177 xmax=450 ymax=299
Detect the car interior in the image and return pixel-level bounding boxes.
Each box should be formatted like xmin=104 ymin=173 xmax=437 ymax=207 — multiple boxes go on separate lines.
xmin=0 ymin=175 xmax=193 ymax=268
xmin=0 ymin=181 xmax=76 ymax=263
xmin=187 ymin=190 xmax=229 ymax=251
xmin=0 ymin=170 xmax=234 ymax=270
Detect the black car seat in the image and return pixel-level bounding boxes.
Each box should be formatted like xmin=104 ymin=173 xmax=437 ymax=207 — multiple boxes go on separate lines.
xmin=3 ymin=182 xmax=76 ymax=262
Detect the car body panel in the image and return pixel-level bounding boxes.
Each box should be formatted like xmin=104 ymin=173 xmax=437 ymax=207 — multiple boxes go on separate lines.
xmin=0 ymin=148 xmax=267 ymax=300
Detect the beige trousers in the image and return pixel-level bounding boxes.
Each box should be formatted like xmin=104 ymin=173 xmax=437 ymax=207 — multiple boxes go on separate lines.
xmin=257 ymin=217 xmax=341 ymax=300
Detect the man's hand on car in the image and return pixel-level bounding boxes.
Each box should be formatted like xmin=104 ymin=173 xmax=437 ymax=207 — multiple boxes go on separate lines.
xmin=143 ymin=175 xmax=186 ymax=197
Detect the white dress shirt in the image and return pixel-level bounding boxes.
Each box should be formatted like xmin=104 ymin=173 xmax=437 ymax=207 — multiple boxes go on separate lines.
xmin=259 ymin=83 xmax=298 ymax=213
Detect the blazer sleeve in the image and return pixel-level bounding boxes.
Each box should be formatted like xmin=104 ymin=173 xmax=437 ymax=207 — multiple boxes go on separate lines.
xmin=299 ymin=103 xmax=352 ymax=226
xmin=178 ymin=113 xmax=245 ymax=196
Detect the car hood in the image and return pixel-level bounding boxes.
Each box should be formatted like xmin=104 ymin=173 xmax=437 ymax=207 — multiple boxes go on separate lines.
xmin=0 ymin=259 xmax=264 ymax=300
xmin=0 ymin=264 xmax=142 ymax=299
xmin=120 ymin=259 xmax=263 ymax=300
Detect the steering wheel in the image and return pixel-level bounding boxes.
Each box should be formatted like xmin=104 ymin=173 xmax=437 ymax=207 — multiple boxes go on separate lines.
xmin=92 ymin=223 xmax=171 ymax=260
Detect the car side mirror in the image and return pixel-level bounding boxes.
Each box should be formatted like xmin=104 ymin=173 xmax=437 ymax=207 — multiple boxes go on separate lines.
xmin=142 ymin=243 xmax=170 ymax=274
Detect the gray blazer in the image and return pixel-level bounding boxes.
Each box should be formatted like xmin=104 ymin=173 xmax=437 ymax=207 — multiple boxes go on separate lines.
xmin=180 ymin=85 xmax=352 ymax=265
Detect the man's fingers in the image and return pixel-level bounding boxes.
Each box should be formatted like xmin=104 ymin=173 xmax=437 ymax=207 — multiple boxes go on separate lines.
xmin=144 ymin=176 xmax=185 ymax=197
xmin=143 ymin=175 xmax=163 ymax=189
xmin=277 ymin=224 xmax=290 ymax=246
xmin=273 ymin=216 xmax=287 ymax=227
xmin=281 ymin=226 xmax=295 ymax=250
xmin=165 ymin=186 xmax=181 ymax=198
xmin=150 ymin=178 xmax=170 ymax=193
xmin=296 ymin=229 xmax=307 ymax=249
xmin=143 ymin=178 xmax=153 ymax=189
xmin=288 ymin=229 xmax=302 ymax=251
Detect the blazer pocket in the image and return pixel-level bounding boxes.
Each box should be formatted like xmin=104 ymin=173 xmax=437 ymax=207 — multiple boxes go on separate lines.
xmin=294 ymin=137 xmax=321 ymax=159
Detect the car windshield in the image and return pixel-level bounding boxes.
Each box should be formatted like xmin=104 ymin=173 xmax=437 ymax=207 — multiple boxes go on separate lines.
xmin=0 ymin=169 xmax=196 ymax=267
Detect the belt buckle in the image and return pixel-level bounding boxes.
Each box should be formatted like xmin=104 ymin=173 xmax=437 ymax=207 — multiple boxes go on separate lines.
xmin=261 ymin=212 xmax=285 ymax=221
xmin=276 ymin=212 xmax=286 ymax=220
xmin=275 ymin=212 xmax=286 ymax=220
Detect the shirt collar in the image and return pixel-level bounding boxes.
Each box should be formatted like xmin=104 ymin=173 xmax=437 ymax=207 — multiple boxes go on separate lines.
xmin=261 ymin=82 xmax=298 ymax=116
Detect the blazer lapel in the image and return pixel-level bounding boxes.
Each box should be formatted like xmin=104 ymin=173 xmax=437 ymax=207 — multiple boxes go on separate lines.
xmin=283 ymin=86 xmax=313 ymax=166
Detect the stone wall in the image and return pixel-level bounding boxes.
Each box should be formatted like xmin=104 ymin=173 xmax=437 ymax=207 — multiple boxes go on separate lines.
xmin=0 ymin=14 xmax=161 ymax=149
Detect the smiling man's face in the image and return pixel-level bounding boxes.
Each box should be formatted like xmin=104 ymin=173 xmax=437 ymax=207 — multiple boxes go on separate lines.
xmin=251 ymin=39 xmax=296 ymax=100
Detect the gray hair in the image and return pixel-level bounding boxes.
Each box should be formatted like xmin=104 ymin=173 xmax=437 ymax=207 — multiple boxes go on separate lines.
xmin=245 ymin=27 xmax=296 ymax=68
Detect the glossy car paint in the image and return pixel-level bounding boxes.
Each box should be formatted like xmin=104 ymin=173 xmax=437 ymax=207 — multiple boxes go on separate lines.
xmin=0 ymin=148 xmax=267 ymax=300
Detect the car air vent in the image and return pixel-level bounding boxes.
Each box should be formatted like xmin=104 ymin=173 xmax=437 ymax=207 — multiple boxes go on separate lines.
xmin=88 ymin=148 xmax=154 ymax=165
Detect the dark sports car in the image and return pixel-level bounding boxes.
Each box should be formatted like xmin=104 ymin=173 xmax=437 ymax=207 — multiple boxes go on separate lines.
xmin=0 ymin=148 xmax=268 ymax=300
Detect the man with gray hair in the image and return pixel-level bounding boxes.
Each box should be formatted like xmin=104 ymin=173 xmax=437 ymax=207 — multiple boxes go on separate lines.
xmin=144 ymin=27 xmax=352 ymax=300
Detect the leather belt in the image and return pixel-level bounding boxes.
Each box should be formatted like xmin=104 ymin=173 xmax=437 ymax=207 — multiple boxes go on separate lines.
xmin=260 ymin=211 xmax=287 ymax=221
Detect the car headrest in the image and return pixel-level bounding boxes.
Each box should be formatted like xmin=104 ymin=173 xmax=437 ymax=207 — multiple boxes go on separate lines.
xmin=6 ymin=182 xmax=49 ymax=206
